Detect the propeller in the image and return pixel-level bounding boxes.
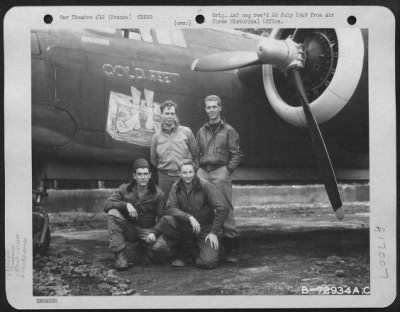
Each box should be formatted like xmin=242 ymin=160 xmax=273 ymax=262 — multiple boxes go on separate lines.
xmin=191 ymin=51 xmax=259 ymax=71
xmin=289 ymin=68 xmax=343 ymax=220
xmin=191 ymin=32 xmax=344 ymax=220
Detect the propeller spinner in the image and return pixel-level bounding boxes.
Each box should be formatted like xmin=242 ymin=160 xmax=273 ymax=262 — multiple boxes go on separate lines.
xmin=191 ymin=37 xmax=305 ymax=73
xmin=191 ymin=30 xmax=344 ymax=220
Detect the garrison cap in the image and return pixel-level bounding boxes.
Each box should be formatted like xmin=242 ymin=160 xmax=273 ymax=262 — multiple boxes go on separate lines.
xmin=132 ymin=158 xmax=150 ymax=172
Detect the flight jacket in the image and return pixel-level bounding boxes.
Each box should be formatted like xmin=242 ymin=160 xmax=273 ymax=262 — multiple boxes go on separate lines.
xmin=150 ymin=122 xmax=198 ymax=176
xmin=165 ymin=176 xmax=228 ymax=234
xmin=196 ymin=119 xmax=243 ymax=172
xmin=104 ymin=180 xmax=165 ymax=229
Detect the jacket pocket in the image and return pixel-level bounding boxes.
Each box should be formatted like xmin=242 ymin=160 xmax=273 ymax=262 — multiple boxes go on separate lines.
xmin=215 ymin=132 xmax=228 ymax=149
xmin=216 ymin=147 xmax=229 ymax=158
xmin=216 ymin=146 xmax=228 ymax=153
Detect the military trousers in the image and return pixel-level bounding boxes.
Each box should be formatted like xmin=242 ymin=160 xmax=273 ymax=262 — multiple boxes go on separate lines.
xmin=107 ymin=209 xmax=170 ymax=258
xmin=157 ymin=215 xmax=220 ymax=269
xmin=197 ymin=166 xmax=239 ymax=238
xmin=157 ymin=171 xmax=179 ymax=198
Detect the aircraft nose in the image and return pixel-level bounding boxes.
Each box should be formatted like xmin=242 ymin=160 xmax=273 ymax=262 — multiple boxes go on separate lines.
xmin=32 ymin=106 xmax=77 ymax=147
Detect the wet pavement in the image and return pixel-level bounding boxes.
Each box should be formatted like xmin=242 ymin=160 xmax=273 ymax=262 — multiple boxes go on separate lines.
xmin=34 ymin=202 xmax=370 ymax=296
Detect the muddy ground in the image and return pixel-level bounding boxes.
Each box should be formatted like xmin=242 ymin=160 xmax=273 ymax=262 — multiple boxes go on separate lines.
xmin=33 ymin=203 xmax=370 ymax=296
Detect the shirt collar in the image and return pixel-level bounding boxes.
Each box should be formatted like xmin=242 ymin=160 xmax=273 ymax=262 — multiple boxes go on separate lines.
xmin=205 ymin=118 xmax=225 ymax=130
xmin=126 ymin=180 xmax=157 ymax=194
xmin=131 ymin=184 xmax=148 ymax=198
xmin=161 ymin=121 xmax=178 ymax=134
xmin=176 ymin=175 xmax=201 ymax=192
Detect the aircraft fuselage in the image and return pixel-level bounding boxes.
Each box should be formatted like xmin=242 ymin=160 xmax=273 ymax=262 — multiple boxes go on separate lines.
xmin=31 ymin=28 xmax=369 ymax=183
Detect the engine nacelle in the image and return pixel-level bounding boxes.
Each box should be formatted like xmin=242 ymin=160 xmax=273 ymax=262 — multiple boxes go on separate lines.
xmin=263 ymin=28 xmax=364 ymax=127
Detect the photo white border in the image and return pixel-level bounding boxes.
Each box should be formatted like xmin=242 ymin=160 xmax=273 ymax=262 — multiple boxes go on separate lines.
xmin=4 ymin=5 xmax=397 ymax=309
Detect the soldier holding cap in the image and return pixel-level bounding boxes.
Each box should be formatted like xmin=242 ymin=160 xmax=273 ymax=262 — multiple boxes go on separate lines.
xmin=196 ymin=95 xmax=243 ymax=263
xmin=104 ymin=158 xmax=170 ymax=270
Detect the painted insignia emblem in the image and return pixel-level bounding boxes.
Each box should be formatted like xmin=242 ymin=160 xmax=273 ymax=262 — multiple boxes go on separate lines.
xmin=106 ymin=86 xmax=161 ymax=146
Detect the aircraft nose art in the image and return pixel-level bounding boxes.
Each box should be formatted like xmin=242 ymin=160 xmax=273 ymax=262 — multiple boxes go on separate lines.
xmin=32 ymin=106 xmax=77 ymax=147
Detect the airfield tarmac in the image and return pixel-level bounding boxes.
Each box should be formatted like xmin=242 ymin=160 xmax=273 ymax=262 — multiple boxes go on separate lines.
xmin=33 ymin=202 xmax=370 ymax=296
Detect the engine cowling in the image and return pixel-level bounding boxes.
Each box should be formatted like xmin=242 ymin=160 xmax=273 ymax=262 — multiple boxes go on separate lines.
xmin=263 ymin=28 xmax=364 ymax=127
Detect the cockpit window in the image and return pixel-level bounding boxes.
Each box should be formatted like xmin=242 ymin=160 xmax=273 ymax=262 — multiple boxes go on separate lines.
xmin=140 ymin=28 xmax=153 ymax=43
xmin=120 ymin=28 xmax=186 ymax=47
xmin=154 ymin=28 xmax=172 ymax=45
xmin=154 ymin=29 xmax=187 ymax=47
xmin=122 ymin=29 xmax=142 ymax=40
xmin=127 ymin=31 xmax=141 ymax=40
xmin=170 ymin=29 xmax=187 ymax=47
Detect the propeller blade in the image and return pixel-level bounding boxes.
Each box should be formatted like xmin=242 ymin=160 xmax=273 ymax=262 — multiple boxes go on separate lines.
xmin=191 ymin=51 xmax=260 ymax=72
xmin=289 ymin=68 xmax=344 ymax=220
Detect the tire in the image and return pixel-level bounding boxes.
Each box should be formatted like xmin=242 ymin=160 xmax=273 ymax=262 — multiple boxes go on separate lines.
xmin=33 ymin=228 xmax=51 ymax=256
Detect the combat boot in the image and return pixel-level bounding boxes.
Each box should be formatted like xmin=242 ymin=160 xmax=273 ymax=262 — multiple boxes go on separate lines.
xmin=171 ymin=259 xmax=185 ymax=267
xmin=223 ymin=237 xmax=240 ymax=263
xmin=114 ymin=249 xmax=128 ymax=270
xmin=148 ymin=235 xmax=172 ymax=263
xmin=151 ymin=235 xmax=171 ymax=253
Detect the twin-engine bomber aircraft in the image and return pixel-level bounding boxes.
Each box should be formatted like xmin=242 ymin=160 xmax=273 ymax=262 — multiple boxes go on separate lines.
xmin=31 ymin=28 xmax=368 ymax=222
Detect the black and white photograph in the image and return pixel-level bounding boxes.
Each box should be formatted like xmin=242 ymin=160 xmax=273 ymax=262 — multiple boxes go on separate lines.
xmin=4 ymin=5 xmax=396 ymax=309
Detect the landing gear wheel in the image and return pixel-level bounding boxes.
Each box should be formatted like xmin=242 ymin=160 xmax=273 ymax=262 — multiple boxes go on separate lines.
xmin=33 ymin=228 xmax=51 ymax=256
xmin=33 ymin=206 xmax=51 ymax=256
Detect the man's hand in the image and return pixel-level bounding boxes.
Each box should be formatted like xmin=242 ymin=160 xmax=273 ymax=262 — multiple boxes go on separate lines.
xmin=145 ymin=233 xmax=156 ymax=244
xmin=205 ymin=233 xmax=219 ymax=250
xmin=126 ymin=203 xmax=138 ymax=219
xmin=189 ymin=216 xmax=201 ymax=235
